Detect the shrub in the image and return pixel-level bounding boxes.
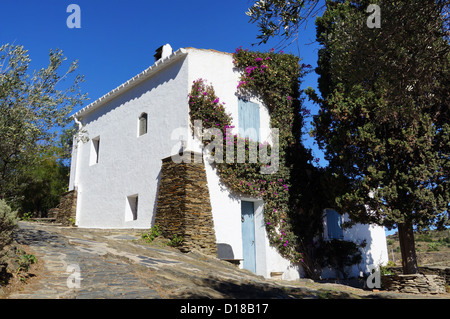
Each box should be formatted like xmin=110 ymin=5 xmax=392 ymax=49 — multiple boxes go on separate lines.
xmin=427 ymin=242 xmax=440 ymax=252
xmin=167 ymin=234 xmax=184 ymax=247
xmin=16 ymin=250 xmax=37 ymax=273
xmin=141 ymin=225 xmax=161 ymax=243
xmin=0 ymin=200 xmax=18 ymax=265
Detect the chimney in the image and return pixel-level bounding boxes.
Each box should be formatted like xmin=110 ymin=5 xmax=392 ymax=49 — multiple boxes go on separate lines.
xmin=154 ymin=44 xmax=173 ymax=62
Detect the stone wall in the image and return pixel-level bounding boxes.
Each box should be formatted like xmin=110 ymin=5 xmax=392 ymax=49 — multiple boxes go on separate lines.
xmin=54 ymin=189 xmax=77 ymax=226
xmin=155 ymin=152 xmax=217 ymax=256
xmin=387 ymin=266 xmax=450 ymax=286
xmin=382 ymin=273 xmax=446 ymax=294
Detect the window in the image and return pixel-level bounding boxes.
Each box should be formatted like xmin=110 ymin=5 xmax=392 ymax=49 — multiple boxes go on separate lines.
xmin=138 ymin=113 xmax=148 ymax=136
xmin=125 ymin=195 xmax=138 ymax=221
xmin=89 ymin=136 xmax=100 ymax=165
xmin=326 ymin=209 xmax=344 ymax=240
xmin=238 ymin=99 xmax=260 ymax=142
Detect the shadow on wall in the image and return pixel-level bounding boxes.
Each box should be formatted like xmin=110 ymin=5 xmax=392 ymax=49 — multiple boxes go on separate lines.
xmin=344 ymin=222 xmax=378 ymax=275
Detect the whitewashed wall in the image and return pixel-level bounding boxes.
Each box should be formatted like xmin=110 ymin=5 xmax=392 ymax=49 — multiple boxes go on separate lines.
xmin=70 ymin=55 xmax=189 ymax=228
xmin=322 ymin=213 xmax=389 ymax=278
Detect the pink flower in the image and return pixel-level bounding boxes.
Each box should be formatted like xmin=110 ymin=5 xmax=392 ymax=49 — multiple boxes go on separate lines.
xmin=237 ymin=81 xmax=247 ymax=89
xmin=255 ymin=57 xmax=263 ymax=62
xmin=213 ymin=98 xmax=219 ymax=103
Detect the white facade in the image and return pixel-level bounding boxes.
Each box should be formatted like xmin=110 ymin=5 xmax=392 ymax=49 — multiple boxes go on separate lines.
xmin=322 ymin=212 xmax=389 ymax=278
xmin=69 ymin=46 xmax=388 ymax=280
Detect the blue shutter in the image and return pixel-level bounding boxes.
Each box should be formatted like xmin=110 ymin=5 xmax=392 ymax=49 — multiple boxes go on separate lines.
xmin=326 ymin=209 xmax=343 ymax=240
xmin=238 ymin=99 xmax=260 ymax=142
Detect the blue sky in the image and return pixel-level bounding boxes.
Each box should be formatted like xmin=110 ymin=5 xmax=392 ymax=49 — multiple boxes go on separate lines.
xmin=0 ymin=0 xmax=326 ymax=165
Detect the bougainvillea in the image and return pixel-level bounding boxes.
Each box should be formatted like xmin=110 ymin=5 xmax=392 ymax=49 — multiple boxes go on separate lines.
xmin=188 ymin=48 xmax=311 ymax=263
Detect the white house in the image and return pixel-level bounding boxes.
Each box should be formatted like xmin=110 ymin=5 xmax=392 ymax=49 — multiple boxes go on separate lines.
xmin=68 ymin=45 xmax=388 ymax=280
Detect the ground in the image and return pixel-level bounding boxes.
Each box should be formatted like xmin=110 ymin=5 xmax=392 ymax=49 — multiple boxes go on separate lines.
xmin=386 ymin=229 xmax=450 ymax=267
xmin=1 ymin=221 xmax=448 ymax=299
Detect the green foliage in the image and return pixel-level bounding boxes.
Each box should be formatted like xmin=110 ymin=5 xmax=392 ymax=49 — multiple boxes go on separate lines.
xmin=16 ymin=156 xmax=70 ymax=217
xmin=167 ymin=234 xmax=184 ymax=247
xmin=416 ymin=234 xmax=434 ymax=243
xmin=380 ymin=261 xmax=396 ymax=276
xmin=141 ymin=225 xmax=161 ymax=243
xmin=427 ymin=242 xmax=440 ymax=252
xmin=16 ymin=250 xmax=37 ymax=273
xmin=0 ymin=44 xmax=87 ymax=207
xmin=0 ymin=200 xmax=18 ymax=265
xmin=246 ymin=0 xmax=322 ymax=46
xmin=315 ymin=239 xmax=365 ymax=279
xmin=20 ymin=212 xmax=33 ymax=221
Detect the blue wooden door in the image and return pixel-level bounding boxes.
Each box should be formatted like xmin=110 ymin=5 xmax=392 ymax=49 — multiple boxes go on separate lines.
xmin=241 ymin=201 xmax=256 ymax=273
xmin=238 ymin=99 xmax=260 ymax=142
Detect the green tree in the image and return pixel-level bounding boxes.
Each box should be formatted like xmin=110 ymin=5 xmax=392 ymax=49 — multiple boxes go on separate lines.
xmin=16 ymin=155 xmax=70 ymax=217
xmin=246 ymin=0 xmax=323 ymax=47
xmin=308 ymin=0 xmax=449 ymax=274
xmin=0 ymin=44 xmax=87 ymax=206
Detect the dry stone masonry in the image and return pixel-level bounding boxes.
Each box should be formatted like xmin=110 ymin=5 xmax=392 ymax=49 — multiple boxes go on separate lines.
xmin=382 ymin=273 xmax=446 ymax=294
xmin=53 ymin=189 xmax=77 ymax=226
xmin=155 ymin=152 xmax=217 ymax=256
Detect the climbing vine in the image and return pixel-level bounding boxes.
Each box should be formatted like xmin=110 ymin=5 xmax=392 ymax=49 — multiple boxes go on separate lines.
xmin=188 ymin=48 xmax=311 ymax=263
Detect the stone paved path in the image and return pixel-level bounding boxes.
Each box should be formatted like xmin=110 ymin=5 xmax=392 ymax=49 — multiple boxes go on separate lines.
xmin=5 ymin=221 xmax=449 ymax=299
xmin=9 ymin=222 xmax=162 ymax=299
xmin=9 ymin=221 xmax=296 ymax=299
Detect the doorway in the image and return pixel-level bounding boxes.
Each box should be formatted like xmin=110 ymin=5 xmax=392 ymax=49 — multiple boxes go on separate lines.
xmin=241 ymin=201 xmax=256 ymax=273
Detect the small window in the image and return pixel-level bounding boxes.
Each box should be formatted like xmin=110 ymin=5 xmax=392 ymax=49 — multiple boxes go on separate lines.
xmin=138 ymin=113 xmax=148 ymax=136
xmin=326 ymin=209 xmax=344 ymax=240
xmin=89 ymin=136 xmax=100 ymax=165
xmin=125 ymin=195 xmax=138 ymax=221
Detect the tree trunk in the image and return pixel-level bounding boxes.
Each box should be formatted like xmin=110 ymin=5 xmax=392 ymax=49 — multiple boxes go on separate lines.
xmin=397 ymin=222 xmax=419 ymax=274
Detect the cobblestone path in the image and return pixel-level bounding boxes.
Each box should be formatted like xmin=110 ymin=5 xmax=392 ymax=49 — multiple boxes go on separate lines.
xmin=6 ymin=222 xmax=448 ymax=299
xmin=9 ymin=222 xmax=162 ymax=298
xmin=9 ymin=221 xmax=298 ymax=299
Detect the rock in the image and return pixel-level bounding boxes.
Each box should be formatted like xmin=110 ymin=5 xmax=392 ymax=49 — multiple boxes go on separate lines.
xmin=382 ymin=274 xmax=446 ymax=294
